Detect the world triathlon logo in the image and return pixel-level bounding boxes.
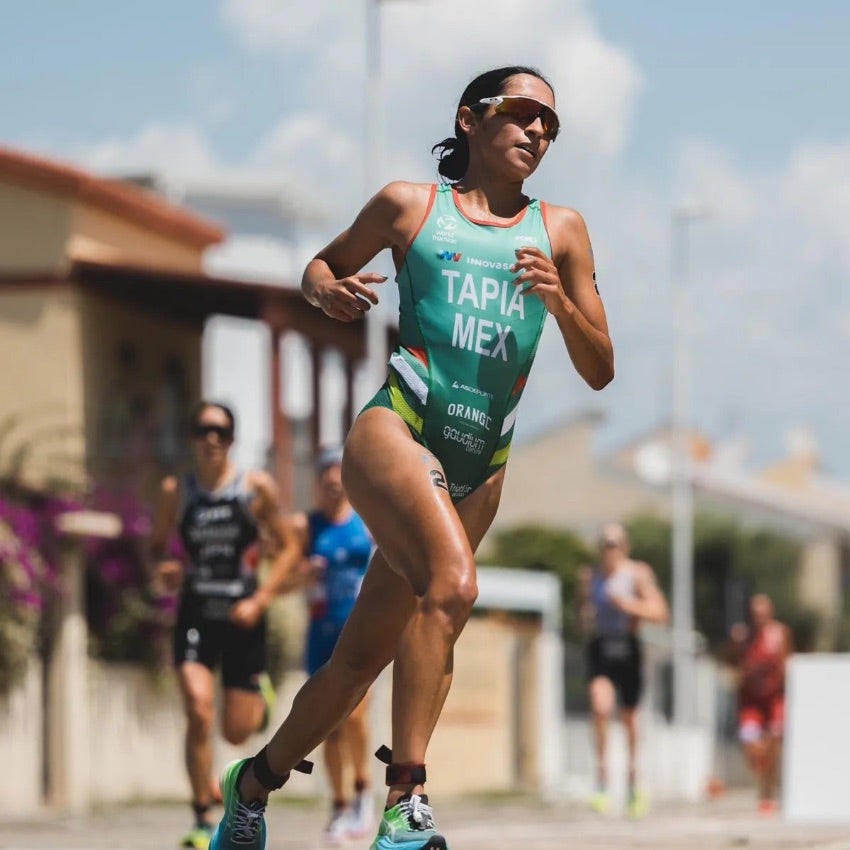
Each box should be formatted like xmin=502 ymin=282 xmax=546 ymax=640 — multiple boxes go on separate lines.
xmin=438 ymin=250 xmax=462 ymax=262
xmin=436 ymin=214 xmax=458 ymax=231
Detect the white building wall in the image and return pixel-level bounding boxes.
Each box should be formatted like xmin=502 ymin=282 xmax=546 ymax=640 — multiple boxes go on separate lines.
xmin=0 ymin=664 xmax=42 ymax=816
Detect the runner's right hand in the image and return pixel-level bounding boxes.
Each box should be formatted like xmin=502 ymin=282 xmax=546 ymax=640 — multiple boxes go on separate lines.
xmin=152 ymin=558 xmax=183 ymax=595
xmin=314 ymin=273 xmax=387 ymax=322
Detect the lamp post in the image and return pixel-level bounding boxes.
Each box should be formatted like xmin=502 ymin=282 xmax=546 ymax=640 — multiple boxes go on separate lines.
xmin=362 ymin=0 xmax=422 ymax=396
xmin=363 ymin=0 xmax=388 ymax=395
xmin=670 ymin=204 xmax=708 ymax=728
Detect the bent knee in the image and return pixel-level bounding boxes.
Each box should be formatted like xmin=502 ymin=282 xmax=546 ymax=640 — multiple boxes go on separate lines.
xmin=423 ymin=568 xmax=478 ymax=629
xmin=221 ymin=722 xmax=252 ymax=746
xmin=185 ymin=697 xmax=215 ymax=732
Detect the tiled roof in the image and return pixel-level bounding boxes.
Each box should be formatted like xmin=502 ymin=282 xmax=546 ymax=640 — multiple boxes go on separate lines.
xmin=0 ymin=146 xmax=225 ymax=247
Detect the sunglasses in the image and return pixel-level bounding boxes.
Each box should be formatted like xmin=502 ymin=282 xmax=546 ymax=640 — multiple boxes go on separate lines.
xmin=192 ymin=423 xmax=233 ymax=441
xmin=474 ymin=95 xmax=560 ymax=142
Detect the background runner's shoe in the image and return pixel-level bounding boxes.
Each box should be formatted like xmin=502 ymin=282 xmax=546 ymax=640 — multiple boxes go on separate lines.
xmin=347 ymin=790 xmax=375 ymax=838
xmin=324 ymin=805 xmax=349 ymax=845
xmin=758 ymin=798 xmax=779 ymax=816
xmin=209 ymin=760 xmax=267 ymax=850
xmin=589 ymin=790 xmax=610 ymax=814
xmin=627 ymin=787 xmax=649 ymax=819
xmin=181 ymin=823 xmax=213 ymax=850
xmin=371 ymin=794 xmax=447 ymax=850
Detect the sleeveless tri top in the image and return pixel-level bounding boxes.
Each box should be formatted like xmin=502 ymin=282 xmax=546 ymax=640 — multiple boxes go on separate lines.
xmin=740 ymin=624 xmax=786 ymax=702
xmin=178 ymin=471 xmax=259 ymax=600
xmin=306 ymin=509 xmax=373 ymax=626
xmin=590 ymin=568 xmax=637 ymax=636
xmin=382 ymin=182 xmax=551 ymax=501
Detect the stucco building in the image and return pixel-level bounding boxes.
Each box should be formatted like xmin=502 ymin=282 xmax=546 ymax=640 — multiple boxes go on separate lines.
xmin=0 ymin=145 xmax=379 ymax=508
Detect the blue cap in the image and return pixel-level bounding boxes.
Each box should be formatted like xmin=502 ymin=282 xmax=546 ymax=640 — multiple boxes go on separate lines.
xmin=315 ymin=446 xmax=344 ymax=472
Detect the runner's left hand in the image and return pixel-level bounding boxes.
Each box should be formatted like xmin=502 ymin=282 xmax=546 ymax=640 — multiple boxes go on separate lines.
xmin=511 ymin=247 xmax=567 ymax=314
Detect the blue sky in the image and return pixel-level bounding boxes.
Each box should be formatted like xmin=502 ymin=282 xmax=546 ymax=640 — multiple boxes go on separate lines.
xmin=2 ymin=1 xmax=849 ymax=476
xmin=595 ymin=2 xmax=850 ymax=171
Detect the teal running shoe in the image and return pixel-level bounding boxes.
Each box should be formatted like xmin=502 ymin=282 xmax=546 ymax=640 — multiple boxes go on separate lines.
xmin=209 ymin=759 xmax=267 ymax=850
xmin=371 ymin=794 xmax=446 ymax=850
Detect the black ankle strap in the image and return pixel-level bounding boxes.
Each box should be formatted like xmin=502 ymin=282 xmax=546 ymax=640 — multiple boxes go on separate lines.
xmin=252 ymin=746 xmax=314 ymax=791
xmin=375 ymin=745 xmax=427 ymax=786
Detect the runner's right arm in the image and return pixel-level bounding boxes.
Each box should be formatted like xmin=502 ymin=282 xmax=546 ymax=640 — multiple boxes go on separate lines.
xmin=149 ymin=475 xmax=183 ymax=595
xmin=576 ymin=565 xmax=595 ymax=636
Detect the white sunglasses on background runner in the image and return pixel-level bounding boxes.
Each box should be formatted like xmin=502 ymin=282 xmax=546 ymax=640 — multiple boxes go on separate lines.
xmin=472 ymin=95 xmax=560 ymax=142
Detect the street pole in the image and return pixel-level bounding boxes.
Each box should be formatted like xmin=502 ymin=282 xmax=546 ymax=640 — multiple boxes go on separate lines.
xmin=364 ymin=0 xmax=391 ymax=758
xmin=670 ymin=205 xmax=708 ymax=728
xmin=364 ymin=0 xmax=388 ymax=396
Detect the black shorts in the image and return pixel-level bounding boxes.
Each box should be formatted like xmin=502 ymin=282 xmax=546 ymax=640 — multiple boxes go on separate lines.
xmin=173 ymin=593 xmax=267 ymax=691
xmin=586 ymin=634 xmax=643 ymax=709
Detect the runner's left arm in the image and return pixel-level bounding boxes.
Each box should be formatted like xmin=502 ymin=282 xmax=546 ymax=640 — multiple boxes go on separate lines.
xmin=275 ymin=510 xmax=319 ymax=594
xmin=512 ymin=205 xmax=614 ymax=390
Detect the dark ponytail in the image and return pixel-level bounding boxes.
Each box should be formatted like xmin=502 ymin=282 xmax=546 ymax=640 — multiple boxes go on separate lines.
xmin=431 ymin=65 xmax=554 ymax=183
xmin=431 ymin=132 xmax=470 ymax=182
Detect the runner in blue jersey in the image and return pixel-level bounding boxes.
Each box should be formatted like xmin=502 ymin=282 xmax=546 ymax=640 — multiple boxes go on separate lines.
xmin=149 ymin=402 xmax=302 ymax=850
xmin=290 ymin=447 xmax=375 ymax=841
xmin=209 ymin=66 xmax=614 ymax=850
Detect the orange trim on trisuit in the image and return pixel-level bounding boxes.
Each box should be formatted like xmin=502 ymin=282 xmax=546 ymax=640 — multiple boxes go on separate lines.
xmin=406 ymin=346 xmax=429 ymax=367
xmin=398 ymin=184 xmax=438 ymax=265
xmin=451 ymin=185 xmax=529 ymax=228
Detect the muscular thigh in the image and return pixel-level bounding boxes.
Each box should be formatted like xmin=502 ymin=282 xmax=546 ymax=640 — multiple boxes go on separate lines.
xmin=343 ymin=408 xmax=480 ymax=596
xmin=328 ymin=499 xmax=490 ymax=675
xmin=328 ymin=409 xmax=505 ymax=670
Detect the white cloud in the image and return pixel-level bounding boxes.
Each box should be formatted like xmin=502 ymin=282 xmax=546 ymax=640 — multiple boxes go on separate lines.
xmin=21 ymin=0 xmax=848 ymax=473
xmin=673 ymin=141 xmax=759 ymax=228
xmin=77 ymin=122 xmax=220 ymax=178
xmin=219 ymin=0 xmax=338 ymax=52
xmin=378 ymin=0 xmax=643 ymax=158
xmin=204 ymin=235 xmax=299 ymax=283
xmin=783 ymin=140 xmax=850 ymax=272
xmin=251 ymin=112 xmax=358 ymax=207
xmin=218 ymin=0 xmax=643 ymax=168
xmin=254 ymin=114 xmax=351 ymax=169
xmin=210 ymin=1 xmax=644 ymax=222
xmin=545 ymin=24 xmax=643 ymax=157
xmin=219 ymin=0 xmax=363 ymax=94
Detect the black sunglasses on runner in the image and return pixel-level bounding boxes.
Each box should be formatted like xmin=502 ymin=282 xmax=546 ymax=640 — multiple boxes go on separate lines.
xmin=473 ymin=95 xmax=560 ymax=142
xmin=192 ymin=423 xmax=233 ymax=441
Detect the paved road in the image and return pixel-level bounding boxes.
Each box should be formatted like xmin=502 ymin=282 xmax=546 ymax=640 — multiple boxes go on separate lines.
xmin=2 ymin=792 xmax=849 ymax=850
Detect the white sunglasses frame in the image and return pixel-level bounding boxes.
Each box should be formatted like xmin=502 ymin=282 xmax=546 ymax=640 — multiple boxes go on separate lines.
xmin=474 ymin=95 xmax=560 ymax=141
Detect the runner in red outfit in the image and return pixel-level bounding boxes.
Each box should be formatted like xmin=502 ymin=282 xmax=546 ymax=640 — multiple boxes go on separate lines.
xmin=730 ymin=593 xmax=792 ymax=814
